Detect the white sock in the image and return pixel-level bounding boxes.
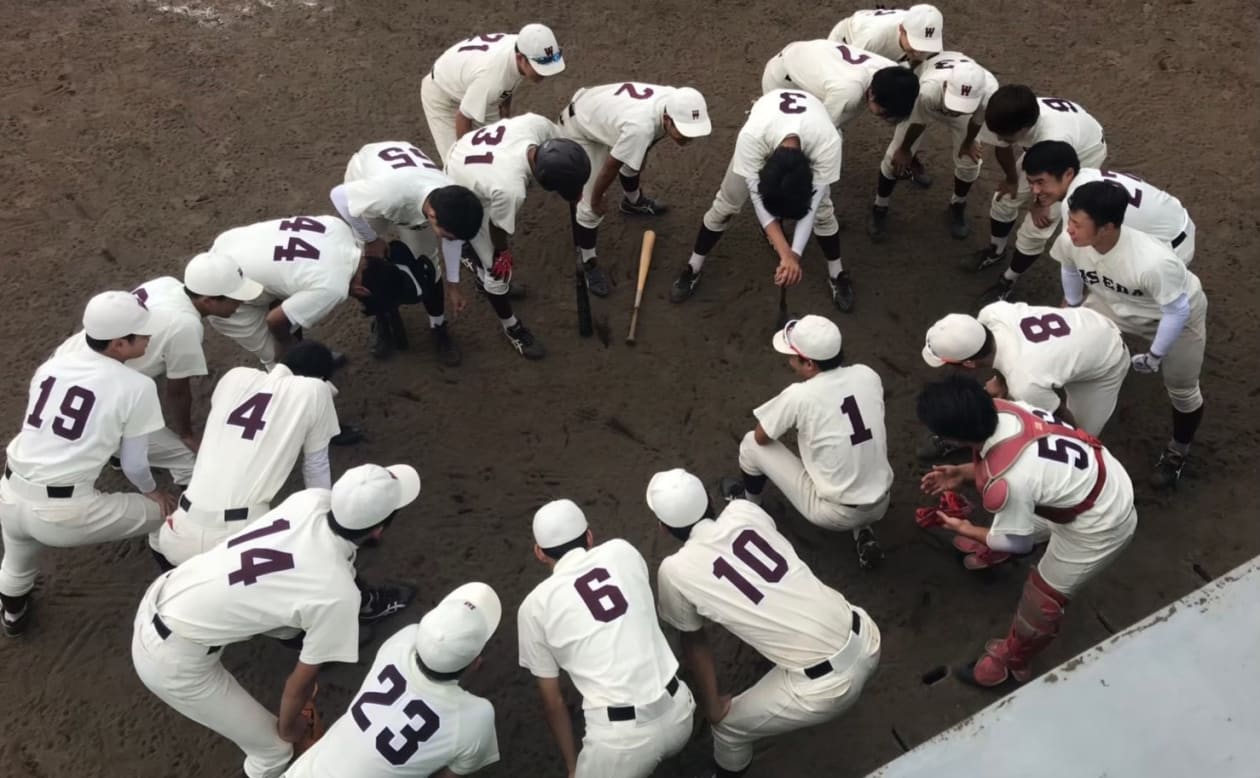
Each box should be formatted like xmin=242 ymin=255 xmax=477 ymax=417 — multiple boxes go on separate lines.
xmin=827 ymin=258 xmax=845 ymax=277
xmin=429 ymin=314 xmax=445 ymax=327
xmin=499 ymin=316 xmax=518 ymax=329
xmin=580 ymin=247 xmax=597 ymax=263
xmin=990 ymin=235 xmax=1009 ymax=255
xmin=1003 ymin=268 xmax=1020 ymax=282
xmin=950 ymin=194 xmax=967 ymax=204
xmin=624 ymin=188 xmax=641 ymax=203
xmin=873 ymin=195 xmax=890 ymax=208
xmin=688 ymin=253 xmax=706 ymax=273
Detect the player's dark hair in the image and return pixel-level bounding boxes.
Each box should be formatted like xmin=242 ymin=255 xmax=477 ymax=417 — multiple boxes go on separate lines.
xmin=759 ymin=147 xmax=813 ymax=220
xmin=984 ymin=85 xmax=1039 ymax=137
xmin=813 ymin=349 xmax=845 ymax=372
xmin=326 ymin=510 xmax=398 ymax=542
xmin=84 ymin=333 xmax=137 ymax=352
xmin=869 ymin=67 xmax=920 ymax=121
xmin=1021 ymin=140 xmax=1080 ymax=179
xmin=1066 ymin=180 xmax=1129 ymax=229
xmin=540 ymin=533 xmax=590 ymax=562
xmin=915 ymin=375 xmax=999 ymax=443
xmin=183 ymin=287 xmax=231 ymax=303
xmin=281 ymin=340 xmax=335 ymax=380
xmin=416 ymin=654 xmax=471 ymax=682
xmin=971 ymin=328 xmax=996 ymax=361
xmin=428 ymin=185 xmax=484 ymax=241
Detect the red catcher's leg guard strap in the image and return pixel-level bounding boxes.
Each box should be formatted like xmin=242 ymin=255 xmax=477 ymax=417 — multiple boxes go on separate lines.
xmin=1002 ymin=570 xmax=1070 ymax=672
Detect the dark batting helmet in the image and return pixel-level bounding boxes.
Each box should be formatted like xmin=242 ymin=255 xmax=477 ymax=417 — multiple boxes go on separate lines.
xmin=533 ymin=138 xmax=591 ymax=201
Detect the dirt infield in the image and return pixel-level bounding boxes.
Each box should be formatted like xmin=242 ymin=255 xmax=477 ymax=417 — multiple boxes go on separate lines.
xmin=1 ymin=1 xmax=1257 ymax=776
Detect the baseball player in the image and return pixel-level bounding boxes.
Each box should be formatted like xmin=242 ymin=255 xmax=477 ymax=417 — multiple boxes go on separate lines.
xmin=132 ymin=463 xmax=421 ymax=778
xmin=445 ymin=114 xmax=591 ymax=359
xmin=284 ymin=582 xmax=502 ymax=777
xmin=827 ymin=4 xmax=944 ymax=64
xmin=421 ymin=23 xmax=566 ymax=162
xmin=330 ymin=140 xmax=487 ymax=365
xmin=1 ymin=292 xmax=178 ymax=636
xmin=730 ymin=315 xmax=893 ymax=568
xmin=205 ymin=214 xmax=376 ymax=369
xmin=990 ymin=140 xmax=1199 ymax=302
xmin=1050 ymin=181 xmax=1208 ymax=490
xmin=869 ymin=53 xmax=1000 ymax=241
xmin=517 ymin=499 xmax=696 ymax=777
xmin=921 ymin=302 xmax=1130 ymax=435
xmin=155 ymin=341 xmax=343 ymax=566
xmin=969 ymin=85 xmax=1108 ymax=280
xmin=670 ymin=90 xmax=854 ymax=310
xmin=760 ymin=40 xmax=921 ymax=129
xmin=559 ymin=82 xmax=713 ymax=295
xmin=918 ymin=376 xmax=1137 ymax=687
xmin=646 ymin=468 xmax=881 ymax=777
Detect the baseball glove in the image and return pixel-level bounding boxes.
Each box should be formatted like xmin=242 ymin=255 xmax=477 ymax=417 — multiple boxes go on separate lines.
xmin=294 ymin=684 xmax=325 ymax=756
xmin=914 ymin=490 xmax=974 ymax=529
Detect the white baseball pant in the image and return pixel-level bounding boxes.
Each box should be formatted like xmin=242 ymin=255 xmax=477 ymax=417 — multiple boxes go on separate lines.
xmin=713 ymin=608 xmax=881 ymax=772
xmin=1083 ymin=293 xmax=1207 ymax=412
xmin=1029 ymin=507 xmax=1137 ymax=596
xmin=577 ymin=679 xmax=696 ymax=777
xmin=156 ymin=502 xmax=272 ymax=566
xmin=738 ymin=433 xmax=889 ymax=531
xmin=0 ymin=474 xmax=162 ymax=596
xmin=208 ymin=300 xmax=279 ymax=370
xmin=880 ymin=116 xmax=982 ymax=184
xmin=826 ymin=17 xmax=852 ymax=43
xmin=1060 ymin=345 xmax=1131 ymax=436
xmin=420 ymin=74 xmax=461 ymax=165
xmin=146 ymin=427 xmax=196 ymax=485
xmin=132 ymin=576 xmax=293 ymax=778
xmin=559 ymin=102 xmax=637 ymax=231
xmin=991 ymin=142 xmax=1107 ymax=255
xmin=702 ymin=159 xmax=840 ymax=237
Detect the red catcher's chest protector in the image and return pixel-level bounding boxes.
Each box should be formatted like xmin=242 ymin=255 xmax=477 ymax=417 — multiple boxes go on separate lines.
xmin=973 ymin=400 xmax=1107 ymax=524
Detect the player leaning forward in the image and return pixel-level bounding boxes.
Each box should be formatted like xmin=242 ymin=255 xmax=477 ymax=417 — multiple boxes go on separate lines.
xmin=133 ymin=463 xmax=421 ymax=778
xmin=517 ymin=499 xmax=695 ymax=777
xmin=918 ymin=376 xmax=1137 ymax=688
xmin=646 ymin=468 xmax=881 ymax=777
xmin=1 ymin=292 xmax=179 ymax=636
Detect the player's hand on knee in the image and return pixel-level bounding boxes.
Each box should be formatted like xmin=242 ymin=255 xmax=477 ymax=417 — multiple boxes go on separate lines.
xmin=958 ymin=141 xmax=982 ymax=162
xmin=591 ymin=195 xmax=606 ymax=217
xmin=146 ymin=489 xmax=178 ymax=517
xmin=707 ymin=693 xmax=733 ymax=725
xmin=1131 ymin=352 xmax=1163 ymax=374
xmin=892 ymin=146 xmax=913 ymax=175
xmin=997 ymin=178 xmax=1019 ymax=200
xmin=444 ymin=282 xmax=468 ymax=318
xmin=1030 ymin=204 xmax=1053 ymax=228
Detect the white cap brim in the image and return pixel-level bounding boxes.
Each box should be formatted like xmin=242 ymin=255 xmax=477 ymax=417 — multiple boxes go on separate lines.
xmin=226 ymin=276 xmax=264 ymax=302
xmin=921 ymin=343 xmax=947 ymax=368
xmin=674 ymin=116 xmax=712 ymax=138
xmin=943 ymin=93 xmax=981 ymax=115
xmin=532 ymin=58 xmax=565 ymax=77
xmin=133 ymin=309 xmax=156 ymax=337
xmin=906 ymin=32 xmax=943 ymax=53
xmin=771 ymin=330 xmax=794 ymax=356
xmin=386 ymin=464 xmax=422 ymax=509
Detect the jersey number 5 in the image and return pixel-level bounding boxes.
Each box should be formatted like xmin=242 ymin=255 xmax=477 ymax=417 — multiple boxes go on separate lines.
xmin=226 ymin=518 xmax=294 ymax=586
xmin=350 ymin=664 xmax=442 ymax=766
xmin=573 ymin=568 xmax=629 ymax=622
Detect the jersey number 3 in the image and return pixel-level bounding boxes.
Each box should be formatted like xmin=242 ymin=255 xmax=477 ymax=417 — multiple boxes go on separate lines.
xmin=350 ymin=664 xmax=442 ymax=765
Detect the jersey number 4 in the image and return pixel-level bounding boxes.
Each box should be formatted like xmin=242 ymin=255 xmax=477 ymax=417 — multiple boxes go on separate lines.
xmin=226 ymin=518 xmax=294 ymax=586
xmin=225 ymin=392 xmax=274 ymax=440
xmin=350 ymin=664 xmax=442 ymax=765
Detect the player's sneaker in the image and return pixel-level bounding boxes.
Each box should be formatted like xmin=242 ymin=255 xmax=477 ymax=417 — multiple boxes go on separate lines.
xmin=829 ymin=271 xmax=855 ymax=313
xmin=431 ymin=323 xmax=461 ymax=367
xmin=917 ymin=434 xmax=964 ymax=460
xmin=387 ymin=309 xmax=408 ymax=351
xmin=977 ymin=276 xmax=1016 ymax=307
xmin=504 ymin=322 xmax=546 ymax=360
xmin=855 ymin=527 xmax=884 ymax=570
xmin=1 ymin=601 xmax=30 ymax=638
xmin=867 ymin=206 xmax=889 ymax=243
xmin=947 ymin=202 xmax=969 ymax=239
xmin=331 ymin=424 xmax=364 ymax=446
xmin=967 ymin=246 xmax=1007 ymax=272
xmin=368 ymin=315 xmax=393 ymax=359
xmin=720 ymin=477 xmax=746 ymax=502
xmin=583 ymin=260 xmax=611 ymax=297
xmin=1150 ymin=448 xmax=1187 ymax=490
xmin=359 ymin=583 xmax=416 ymax=624
xmin=670 ymin=266 xmax=701 ymax=304
xmin=620 ymin=194 xmax=668 ymax=216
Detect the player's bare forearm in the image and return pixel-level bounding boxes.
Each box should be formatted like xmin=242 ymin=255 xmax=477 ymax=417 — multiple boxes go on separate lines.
xmin=753 ymin=423 xmax=773 ymax=446
xmin=277 ymin=662 xmax=321 ymax=743
xmin=164 ymin=377 xmax=194 ymax=437
xmin=535 ymin=677 xmax=578 ymax=774
xmin=995 ymin=145 xmax=1018 ymax=182
xmin=265 ymin=307 xmax=297 ymax=344
xmin=962 ymin=119 xmax=982 ymax=148
xmin=762 ymin=220 xmax=794 ymax=258
xmin=899 ymin=123 xmax=927 ymax=152
xmin=455 ymin=112 xmax=474 ymax=141
xmin=952 ymin=519 xmax=990 ymax=545
xmin=680 ymin=628 xmax=724 ymax=719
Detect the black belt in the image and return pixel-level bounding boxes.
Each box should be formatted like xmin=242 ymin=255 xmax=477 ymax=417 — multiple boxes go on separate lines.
xmin=567 ymin=102 xmax=576 ymax=118
xmin=179 ymin=493 xmax=250 ymax=522
xmin=1171 ymin=230 xmax=1186 ymax=248
xmin=804 ymin=611 xmax=862 ymax=680
xmin=3 ymin=466 xmax=75 ymax=499
xmin=607 ymin=676 xmax=680 ymax=722
xmin=152 ymin=614 xmax=222 ymax=655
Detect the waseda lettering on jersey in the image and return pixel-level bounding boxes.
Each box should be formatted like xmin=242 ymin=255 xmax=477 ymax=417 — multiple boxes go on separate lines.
xmin=1077 ymin=269 xmax=1145 ymax=297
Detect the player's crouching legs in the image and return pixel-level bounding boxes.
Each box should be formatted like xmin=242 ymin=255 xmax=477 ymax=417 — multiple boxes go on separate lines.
xmin=575 ymin=680 xmax=696 ymax=777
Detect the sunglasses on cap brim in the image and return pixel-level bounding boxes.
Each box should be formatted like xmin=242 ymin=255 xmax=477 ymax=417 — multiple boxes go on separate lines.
xmin=531 ymin=50 xmax=563 ymax=65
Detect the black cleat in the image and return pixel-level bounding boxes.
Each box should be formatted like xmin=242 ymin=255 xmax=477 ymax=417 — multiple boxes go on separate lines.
xmin=670 ymin=266 xmax=702 ymax=304
xmin=359 ymin=583 xmax=416 ymax=624
xmin=947 ymin=202 xmax=969 ymax=239
xmin=432 ymin=323 xmax=461 ymax=367
xmin=583 ymin=260 xmax=611 ymax=297
xmin=620 ymin=195 xmax=669 ymax=216
xmin=1150 ymin=448 xmax=1187 ymax=490
xmin=829 ymin=271 xmax=855 ymax=313
xmin=867 ymin=206 xmax=890 ymax=243
xmin=504 ymin=323 xmax=546 ymax=360
xmin=855 ymin=527 xmax=884 ymax=570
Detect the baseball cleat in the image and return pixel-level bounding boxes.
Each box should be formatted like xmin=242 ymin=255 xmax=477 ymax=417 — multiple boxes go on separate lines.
xmin=908 ymin=157 xmax=933 ymax=189
xmin=620 ymin=194 xmax=668 ymax=216
xmin=583 ymin=260 xmax=611 ymax=297
xmin=331 ymin=424 xmax=364 ymax=447
xmin=431 ymin=323 xmax=462 ymax=367
xmin=855 ymin=527 xmax=884 ymax=570
xmin=829 ymin=271 xmax=855 ymax=313
xmin=867 ymin=206 xmax=890 ymax=243
xmin=947 ymin=203 xmax=969 ymax=239
xmin=359 ymin=583 xmax=416 ymax=624
xmin=368 ymin=316 xmax=393 ymax=359
xmin=977 ymin=277 xmax=1016 ymax=307
xmin=1 ymin=605 xmax=30 ymax=638
xmin=917 ymin=434 xmax=964 ymax=461
xmin=967 ymin=247 xmax=1007 ymax=272
xmin=719 ymin=477 xmax=747 ymax=502
xmin=962 ymin=547 xmax=1013 ymax=570
xmin=1150 ymin=448 xmax=1187 ymax=490
xmin=670 ymin=266 xmax=701 ymax=303
xmin=504 ymin=322 xmax=546 ymax=360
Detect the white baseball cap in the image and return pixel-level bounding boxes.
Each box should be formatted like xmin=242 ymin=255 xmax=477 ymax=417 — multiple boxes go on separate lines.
xmin=943 ymin=60 xmax=986 ymax=114
xmin=532 ymin=498 xmax=588 ymax=548
xmin=517 ymin=23 xmax=565 ymax=77
xmin=83 ymin=291 xmax=156 ymax=340
xmin=665 ymin=87 xmax=712 ymax=138
xmin=645 ymin=469 xmax=708 ymax=528
xmin=772 ymin=315 xmax=842 ymax=361
xmin=184 ymin=251 xmax=264 ymax=301
xmin=922 ymin=313 xmax=987 ymax=367
xmin=902 ymin=4 xmax=944 ymax=53
xmin=414 ymin=582 xmax=502 ymax=674
xmin=331 ymin=464 xmax=422 ymax=531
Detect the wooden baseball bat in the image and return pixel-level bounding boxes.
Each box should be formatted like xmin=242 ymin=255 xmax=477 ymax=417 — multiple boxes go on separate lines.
xmin=576 ymin=253 xmax=593 ymax=338
xmin=626 ymin=230 xmax=656 ymax=345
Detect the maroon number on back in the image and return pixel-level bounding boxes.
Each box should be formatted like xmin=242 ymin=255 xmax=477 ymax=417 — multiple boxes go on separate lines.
xmin=279 ymin=217 xmax=327 ymax=233
xmin=1100 ymin=170 xmax=1144 ymax=207
xmin=26 ymin=377 xmax=96 ymax=441
xmin=574 ymin=568 xmax=629 ymax=622
xmin=839 ymin=395 xmax=875 ymax=445
xmin=711 ymin=529 xmax=790 ymax=604
xmin=378 ymin=146 xmax=440 ymax=170
xmin=350 ymin=664 xmax=442 ymax=766
xmin=226 ymin=518 xmax=294 ymax=586
xmin=471 ymin=126 xmax=506 ymax=145
xmin=614 ymin=83 xmax=655 ymax=100
xmin=273 ymin=237 xmax=321 ymax=262
xmin=778 ymin=91 xmax=808 ymax=114
xmin=1040 ymin=98 xmax=1079 ymax=113
xmin=131 ymin=286 xmax=150 ymax=308
xmin=1019 ymin=313 xmax=1071 ymax=343
xmin=225 ymin=392 xmax=273 ymax=440
xmin=457 ymin=33 xmax=506 ymax=52
xmin=835 ymin=44 xmax=870 ymax=65
xmin=1036 ymin=437 xmax=1090 ymax=469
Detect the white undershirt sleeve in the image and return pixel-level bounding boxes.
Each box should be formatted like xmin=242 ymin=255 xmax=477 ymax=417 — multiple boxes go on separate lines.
xmin=121 ymin=435 xmax=157 ymax=493
xmin=1061 ymin=264 xmax=1085 ymax=306
xmin=329 ymin=185 xmax=378 ymax=243
xmin=987 ymin=531 xmax=1035 ymax=554
xmin=1150 ymin=293 xmax=1191 ymax=357
xmin=441 ymin=238 xmax=463 ymax=283
xmin=301 ymin=446 xmax=332 ymax=490
xmin=789 ymin=184 xmax=828 ymax=256
xmin=746 ymin=176 xmax=777 ymax=229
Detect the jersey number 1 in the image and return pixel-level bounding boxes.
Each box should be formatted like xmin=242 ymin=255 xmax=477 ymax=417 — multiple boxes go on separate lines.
xmin=226 ymin=518 xmax=294 ymax=586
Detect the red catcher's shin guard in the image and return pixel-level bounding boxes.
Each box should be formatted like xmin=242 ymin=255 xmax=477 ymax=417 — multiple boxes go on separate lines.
xmin=973 ymin=570 xmax=1069 ymax=686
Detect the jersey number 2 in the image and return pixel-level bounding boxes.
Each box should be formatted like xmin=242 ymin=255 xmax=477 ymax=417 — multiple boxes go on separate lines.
xmin=350 ymin=664 xmax=442 ymax=765
xmin=225 ymin=392 xmax=273 ymax=440
xmin=226 ymin=518 xmax=294 ymax=586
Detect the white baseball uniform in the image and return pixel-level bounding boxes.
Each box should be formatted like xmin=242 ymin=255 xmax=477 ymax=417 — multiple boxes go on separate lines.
xmin=55 ymin=277 xmax=203 ymax=484
xmin=880 ymin=51 xmax=999 ymax=183
xmin=207 ymin=216 xmax=361 ymax=368
xmin=703 ymin=90 xmax=843 ymax=250
xmin=132 ymin=489 xmax=362 ymax=778
xmin=560 ymin=82 xmax=676 ymax=229
xmin=421 ymin=33 xmax=524 ymax=162
xmin=983 ymin=403 xmax=1138 ymax=595
xmin=1060 ymin=168 xmax=1196 ymax=264
xmin=761 ymin=40 xmax=898 ymax=127
xmin=978 ymin=301 xmax=1129 ymax=435
xmin=657 ymin=500 xmax=881 ymax=773
xmin=740 ymin=363 xmax=894 ymax=531
xmin=0 ymin=349 xmax=165 ymax=597
xmin=518 ymin=538 xmax=696 ymax=778
xmin=333 ymin=140 xmax=465 ymax=282
xmin=979 ymin=96 xmax=1108 ymax=255
xmin=444 ymin=113 xmax=560 ymax=295
xmin=827 ymin=7 xmax=911 ymax=61
xmin=285 ymin=622 xmax=499 ymax=777
xmin=1050 ymin=227 xmax=1207 ymax=412
xmin=157 ymin=364 xmax=341 ymax=565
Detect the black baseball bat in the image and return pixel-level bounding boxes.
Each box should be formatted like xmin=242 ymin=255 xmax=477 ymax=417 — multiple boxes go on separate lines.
xmin=776 ymin=284 xmax=788 ymax=329
xmin=576 ymin=257 xmax=593 ymax=338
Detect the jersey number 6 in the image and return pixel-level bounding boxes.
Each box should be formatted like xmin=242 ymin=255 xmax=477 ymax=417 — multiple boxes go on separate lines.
xmin=573 ymin=567 xmax=629 ymax=622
